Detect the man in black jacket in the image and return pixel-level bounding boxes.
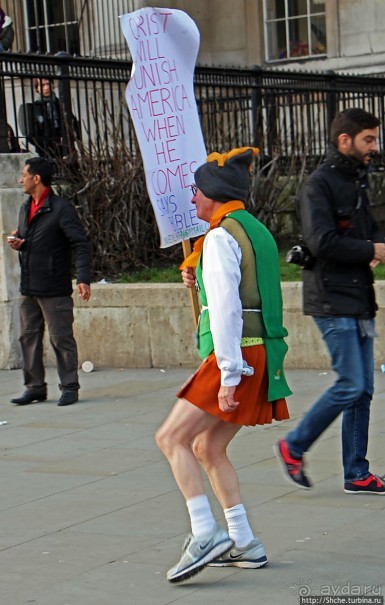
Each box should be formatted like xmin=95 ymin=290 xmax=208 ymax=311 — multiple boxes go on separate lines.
xmin=275 ymin=108 xmax=385 ymax=495
xmin=8 ymin=157 xmax=91 ymax=406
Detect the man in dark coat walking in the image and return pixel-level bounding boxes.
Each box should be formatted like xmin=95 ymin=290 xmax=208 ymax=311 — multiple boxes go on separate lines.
xmin=275 ymin=108 xmax=385 ymax=495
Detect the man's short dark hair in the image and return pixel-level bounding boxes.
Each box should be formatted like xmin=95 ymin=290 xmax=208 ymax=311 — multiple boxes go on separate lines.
xmin=25 ymin=157 xmax=53 ymax=186
xmin=330 ymin=108 xmax=380 ymax=146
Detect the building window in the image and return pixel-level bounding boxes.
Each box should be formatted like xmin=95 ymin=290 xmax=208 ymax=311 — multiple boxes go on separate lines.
xmin=263 ymin=0 xmax=327 ymax=61
xmin=25 ymin=0 xmax=79 ymax=55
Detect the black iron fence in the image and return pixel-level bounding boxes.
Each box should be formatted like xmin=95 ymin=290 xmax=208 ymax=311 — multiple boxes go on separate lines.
xmin=195 ymin=66 xmax=385 ymax=162
xmin=2 ymin=52 xmax=385 ymax=162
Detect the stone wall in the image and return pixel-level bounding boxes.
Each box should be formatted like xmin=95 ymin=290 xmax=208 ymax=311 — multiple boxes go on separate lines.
xmin=4 ymin=276 xmax=385 ymax=372
xmin=56 ymin=280 xmax=385 ymax=371
xmin=0 ymin=154 xmax=29 ymax=368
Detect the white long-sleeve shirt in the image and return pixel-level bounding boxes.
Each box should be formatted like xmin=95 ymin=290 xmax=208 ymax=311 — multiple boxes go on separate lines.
xmin=202 ymin=226 xmax=244 ymax=387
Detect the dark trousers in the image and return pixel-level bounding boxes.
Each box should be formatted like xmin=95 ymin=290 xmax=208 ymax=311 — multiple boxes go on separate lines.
xmin=19 ymin=295 xmax=79 ymax=392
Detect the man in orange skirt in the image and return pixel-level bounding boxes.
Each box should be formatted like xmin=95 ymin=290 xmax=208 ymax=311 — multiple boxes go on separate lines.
xmin=156 ymin=147 xmax=291 ymax=583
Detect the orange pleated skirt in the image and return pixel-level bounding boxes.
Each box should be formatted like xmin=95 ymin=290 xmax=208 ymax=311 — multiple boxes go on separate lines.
xmin=177 ymin=344 xmax=290 ymax=426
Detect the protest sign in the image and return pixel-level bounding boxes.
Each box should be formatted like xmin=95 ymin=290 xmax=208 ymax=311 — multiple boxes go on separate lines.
xmin=120 ymin=7 xmax=208 ymax=248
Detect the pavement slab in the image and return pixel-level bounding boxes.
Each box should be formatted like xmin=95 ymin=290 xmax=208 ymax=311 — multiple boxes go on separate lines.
xmin=1 ymin=367 xmax=385 ymax=605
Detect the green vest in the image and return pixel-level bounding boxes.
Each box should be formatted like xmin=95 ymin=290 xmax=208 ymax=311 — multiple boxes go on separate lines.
xmin=196 ymin=209 xmax=291 ymax=401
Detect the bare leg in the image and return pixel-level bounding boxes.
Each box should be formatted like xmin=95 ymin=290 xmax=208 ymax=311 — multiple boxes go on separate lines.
xmin=156 ymin=398 xmax=224 ymax=499
xmin=158 ymin=400 xmax=248 ymax=581
xmin=192 ymin=422 xmax=242 ymax=509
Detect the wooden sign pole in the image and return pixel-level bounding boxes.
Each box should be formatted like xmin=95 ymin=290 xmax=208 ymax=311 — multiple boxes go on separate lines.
xmin=181 ymin=239 xmax=200 ymax=329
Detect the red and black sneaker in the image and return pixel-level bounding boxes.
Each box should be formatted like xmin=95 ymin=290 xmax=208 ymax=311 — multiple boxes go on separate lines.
xmin=274 ymin=439 xmax=312 ymax=489
xmin=344 ymin=474 xmax=385 ymax=495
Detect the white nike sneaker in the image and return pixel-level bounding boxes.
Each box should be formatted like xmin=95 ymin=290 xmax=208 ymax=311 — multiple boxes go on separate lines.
xmin=167 ymin=524 xmax=234 ymax=583
xmin=207 ymin=537 xmax=268 ymax=569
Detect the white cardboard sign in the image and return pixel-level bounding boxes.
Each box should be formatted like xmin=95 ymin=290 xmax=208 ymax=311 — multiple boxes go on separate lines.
xmin=120 ymin=7 xmax=208 ymax=248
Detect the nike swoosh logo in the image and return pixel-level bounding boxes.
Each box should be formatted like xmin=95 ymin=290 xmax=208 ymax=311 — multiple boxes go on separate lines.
xmin=229 ymin=552 xmax=243 ymax=559
xmin=199 ymin=540 xmax=212 ymax=550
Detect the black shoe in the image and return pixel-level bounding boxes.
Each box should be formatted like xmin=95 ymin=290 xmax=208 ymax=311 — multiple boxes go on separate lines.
xmin=58 ymin=391 xmax=79 ymax=406
xmin=11 ymin=391 xmax=47 ymax=405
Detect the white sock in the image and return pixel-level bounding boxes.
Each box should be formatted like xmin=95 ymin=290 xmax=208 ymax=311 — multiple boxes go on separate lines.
xmin=224 ymin=503 xmax=254 ymax=547
xmin=186 ymin=495 xmax=216 ymax=538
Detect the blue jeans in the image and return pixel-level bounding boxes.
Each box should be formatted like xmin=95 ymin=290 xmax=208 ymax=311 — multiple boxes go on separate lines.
xmin=286 ymin=317 xmax=374 ymax=482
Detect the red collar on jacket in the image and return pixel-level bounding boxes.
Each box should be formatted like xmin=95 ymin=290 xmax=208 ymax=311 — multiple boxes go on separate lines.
xmin=28 ymin=187 xmax=51 ymax=223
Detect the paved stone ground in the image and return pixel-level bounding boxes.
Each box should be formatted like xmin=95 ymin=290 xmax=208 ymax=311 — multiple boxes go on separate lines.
xmin=1 ymin=367 xmax=384 ymax=605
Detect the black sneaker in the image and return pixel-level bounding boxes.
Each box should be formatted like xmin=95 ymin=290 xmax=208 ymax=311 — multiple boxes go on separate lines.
xmin=344 ymin=474 xmax=385 ymax=495
xmin=274 ymin=439 xmax=312 ymax=489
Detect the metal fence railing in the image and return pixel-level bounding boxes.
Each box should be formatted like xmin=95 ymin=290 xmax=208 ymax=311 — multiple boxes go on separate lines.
xmin=194 ymin=66 xmax=385 ymax=161
xmin=2 ymin=52 xmax=385 ymax=164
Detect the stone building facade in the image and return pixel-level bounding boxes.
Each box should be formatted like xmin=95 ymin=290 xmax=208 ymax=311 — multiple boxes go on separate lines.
xmin=4 ymin=0 xmax=385 ymax=74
